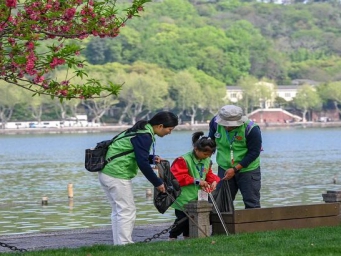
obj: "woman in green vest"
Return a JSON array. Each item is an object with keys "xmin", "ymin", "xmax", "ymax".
[
  {"xmin": 98, "ymin": 111, "xmax": 178, "ymax": 245},
  {"xmin": 169, "ymin": 131, "xmax": 220, "ymax": 240}
]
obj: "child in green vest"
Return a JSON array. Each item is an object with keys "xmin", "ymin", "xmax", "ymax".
[{"xmin": 169, "ymin": 131, "xmax": 220, "ymax": 240}]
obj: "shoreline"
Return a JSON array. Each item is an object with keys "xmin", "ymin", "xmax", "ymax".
[{"xmin": 0, "ymin": 121, "xmax": 340, "ymax": 135}]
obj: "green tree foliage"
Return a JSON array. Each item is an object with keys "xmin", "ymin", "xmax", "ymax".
[
  {"xmin": 80, "ymin": 0, "xmax": 341, "ymax": 87},
  {"xmin": 148, "ymin": 0, "xmax": 198, "ymax": 21},
  {"xmin": 170, "ymin": 70, "xmax": 202, "ymax": 124},
  {"xmin": 317, "ymin": 82, "xmax": 341, "ymax": 115},
  {"xmin": 85, "ymin": 38, "xmax": 113, "ymax": 65},
  {"xmin": 188, "ymin": 67, "xmax": 226, "ymax": 116},
  {"xmin": 114, "ymin": 63, "xmax": 170, "ymax": 124},
  {"xmin": 236, "ymin": 75, "xmax": 259, "ymax": 113},
  {"xmin": 0, "ymin": 81, "xmax": 25, "ymax": 127},
  {"xmin": 5, "ymin": 0, "xmax": 341, "ymax": 124},
  {"xmin": 293, "ymin": 84, "xmax": 322, "ymax": 121}
]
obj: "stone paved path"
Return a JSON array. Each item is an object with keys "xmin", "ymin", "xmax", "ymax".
[{"xmin": 0, "ymin": 223, "xmax": 172, "ymax": 253}]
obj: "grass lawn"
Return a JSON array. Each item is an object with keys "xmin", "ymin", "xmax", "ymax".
[{"xmin": 2, "ymin": 225, "xmax": 341, "ymax": 256}]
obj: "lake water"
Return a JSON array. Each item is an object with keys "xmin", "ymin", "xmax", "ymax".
[{"xmin": 0, "ymin": 128, "xmax": 341, "ymax": 235}]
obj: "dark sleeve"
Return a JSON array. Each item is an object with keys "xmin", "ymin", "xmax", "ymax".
[
  {"xmin": 208, "ymin": 117, "xmax": 217, "ymax": 139},
  {"xmin": 148, "ymin": 155, "xmax": 155, "ymax": 164},
  {"xmin": 131, "ymin": 134, "xmax": 163, "ymax": 187},
  {"xmin": 239, "ymin": 126, "xmax": 262, "ymax": 168}
]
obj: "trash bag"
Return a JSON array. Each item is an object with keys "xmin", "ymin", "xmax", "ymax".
[
  {"xmin": 211, "ymin": 180, "xmax": 234, "ymax": 213},
  {"xmin": 153, "ymin": 160, "xmax": 181, "ymax": 214}
]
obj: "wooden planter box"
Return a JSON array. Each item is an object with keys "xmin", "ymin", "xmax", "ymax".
[{"xmin": 211, "ymin": 203, "xmax": 340, "ymax": 235}]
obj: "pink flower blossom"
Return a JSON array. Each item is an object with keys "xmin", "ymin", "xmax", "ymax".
[
  {"xmin": 33, "ymin": 75, "xmax": 44, "ymax": 84},
  {"xmin": 42, "ymin": 82, "xmax": 49, "ymax": 89},
  {"xmin": 60, "ymin": 25, "xmax": 70, "ymax": 32},
  {"xmin": 0, "ymin": 0, "xmax": 148, "ymax": 99},
  {"xmin": 8, "ymin": 37, "xmax": 16, "ymax": 46},
  {"xmin": 26, "ymin": 41, "xmax": 34, "ymax": 50},
  {"xmin": 63, "ymin": 8, "xmax": 76, "ymax": 21},
  {"xmin": 30, "ymin": 13, "xmax": 39, "ymax": 21},
  {"xmin": 50, "ymin": 57, "xmax": 65, "ymax": 68},
  {"xmin": 61, "ymin": 80, "xmax": 69, "ymax": 86},
  {"xmin": 6, "ymin": 0, "xmax": 17, "ymax": 8},
  {"xmin": 59, "ymin": 90, "xmax": 68, "ymax": 96},
  {"xmin": 25, "ymin": 59, "xmax": 36, "ymax": 75}
]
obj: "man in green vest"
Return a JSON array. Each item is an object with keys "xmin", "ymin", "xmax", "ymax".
[{"xmin": 208, "ymin": 105, "xmax": 262, "ymax": 208}]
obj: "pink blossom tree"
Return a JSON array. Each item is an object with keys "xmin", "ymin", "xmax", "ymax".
[{"xmin": 0, "ymin": 0, "xmax": 150, "ymax": 100}]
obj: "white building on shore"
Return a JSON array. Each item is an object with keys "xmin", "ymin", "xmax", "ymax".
[
  {"xmin": 225, "ymin": 80, "xmax": 319, "ymax": 109},
  {"xmin": 2, "ymin": 115, "xmax": 99, "ymax": 129}
]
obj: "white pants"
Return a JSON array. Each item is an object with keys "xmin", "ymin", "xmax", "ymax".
[{"xmin": 98, "ymin": 172, "xmax": 136, "ymax": 245}]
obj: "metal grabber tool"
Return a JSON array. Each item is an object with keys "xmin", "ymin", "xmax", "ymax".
[{"xmin": 207, "ymin": 188, "xmax": 229, "ymax": 236}]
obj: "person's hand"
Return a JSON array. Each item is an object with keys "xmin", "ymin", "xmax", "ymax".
[
  {"xmin": 156, "ymin": 183, "xmax": 166, "ymax": 193},
  {"xmin": 154, "ymin": 156, "xmax": 163, "ymax": 163},
  {"xmin": 199, "ymin": 180, "xmax": 209, "ymax": 190},
  {"xmin": 223, "ymin": 168, "xmax": 235, "ymax": 180},
  {"xmin": 210, "ymin": 181, "xmax": 218, "ymax": 191}
]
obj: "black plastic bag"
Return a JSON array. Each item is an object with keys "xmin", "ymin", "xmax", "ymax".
[
  {"xmin": 153, "ymin": 160, "xmax": 181, "ymax": 214},
  {"xmin": 211, "ymin": 180, "xmax": 234, "ymax": 213}
]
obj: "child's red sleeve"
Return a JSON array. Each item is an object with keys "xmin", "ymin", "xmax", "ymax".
[
  {"xmin": 170, "ymin": 157, "xmax": 195, "ymax": 187},
  {"xmin": 205, "ymin": 168, "xmax": 220, "ymax": 184}
]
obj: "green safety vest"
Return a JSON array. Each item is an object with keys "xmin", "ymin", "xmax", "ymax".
[
  {"xmin": 101, "ymin": 124, "xmax": 154, "ymax": 180},
  {"xmin": 215, "ymin": 120, "xmax": 260, "ymax": 172},
  {"xmin": 171, "ymin": 151, "xmax": 211, "ymax": 210}
]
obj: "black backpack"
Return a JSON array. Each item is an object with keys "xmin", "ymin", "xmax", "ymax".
[{"xmin": 85, "ymin": 130, "xmax": 146, "ymax": 172}]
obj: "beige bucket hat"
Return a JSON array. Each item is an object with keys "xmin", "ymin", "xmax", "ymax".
[{"xmin": 215, "ymin": 105, "xmax": 247, "ymax": 126}]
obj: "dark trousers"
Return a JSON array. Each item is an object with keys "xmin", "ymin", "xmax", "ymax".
[
  {"xmin": 218, "ymin": 166, "xmax": 261, "ymax": 209},
  {"xmin": 169, "ymin": 209, "xmax": 189, "ymax": 238}
]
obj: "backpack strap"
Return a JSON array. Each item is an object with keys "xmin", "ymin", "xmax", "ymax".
[
  {"xmin": 105, "ymin": 149, "xmax": 134, "ymax": 164},
  {"xmin": 245, "ymin": 120, "xmax": 254, "ymax": 136},
  {"xmin": 105, "ymin": 131, "xmax": 150, "ymax": 165}
]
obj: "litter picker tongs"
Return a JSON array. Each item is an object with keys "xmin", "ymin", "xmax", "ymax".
[{"xmin": 208, "ymin": 192, "xmax": 229, "ymax": 236}]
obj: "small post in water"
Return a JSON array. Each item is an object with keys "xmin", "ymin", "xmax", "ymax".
[
  {"xmin": 146, "ymin": 188, "xmax": 152, "ymax": 198},
  {"xmin": 68, "ymin": 183, "xmax": 74, "ymax": 198},
  {"xmin": 41, "ymin": 196, "xmax": 48, "ymax": 205}
]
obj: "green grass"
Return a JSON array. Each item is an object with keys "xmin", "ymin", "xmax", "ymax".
[{"xmin": 3, "ymin": 225, "xmax": 341, "ymax": 256}]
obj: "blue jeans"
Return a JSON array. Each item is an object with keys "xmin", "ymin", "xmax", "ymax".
[{"xmin": 218, "ymin": 166, "xmax": 261, "ymax": 209}]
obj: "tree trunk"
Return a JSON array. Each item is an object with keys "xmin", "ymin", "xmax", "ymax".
[
  {"xmin": 118, "ymin": 103, "xmax": 132, "ymax": 125},
  {"xmin": 190, "ymin": 106, "xmax": 197, "ymax": 125},
  {"xmin": 302, "ymin": 109, "xmax": 307, "ymax": 122}
]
